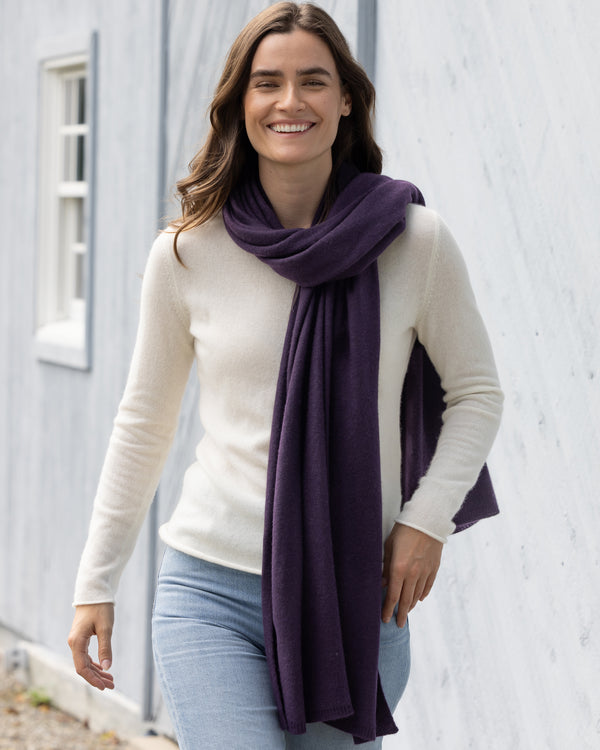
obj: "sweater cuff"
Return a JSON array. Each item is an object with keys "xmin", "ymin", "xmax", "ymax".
[
  {"xmin": 393, "ymin": 519, "xmax": 448, "ymax": 544},
  {"xmin": 72, "ymin": 598, "xmax": 116, "ymax": 609},
  {"xmin": 394, "ymin": 501, "xmax": 456, "ymax": 543}
]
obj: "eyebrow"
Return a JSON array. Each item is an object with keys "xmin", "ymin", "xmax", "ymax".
[{"xmin": 249, "ymin": 66, "xmax": 333, "ymax": 79}]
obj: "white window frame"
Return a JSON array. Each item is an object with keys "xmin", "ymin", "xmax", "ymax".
[{"xmin": 35, "ymin": 34, "xmax": 97, "ymax": 369}]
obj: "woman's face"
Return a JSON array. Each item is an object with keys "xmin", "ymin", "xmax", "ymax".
[{"xmin": 243, "ymin": 29, "xmax": 351, "ymax": 178}]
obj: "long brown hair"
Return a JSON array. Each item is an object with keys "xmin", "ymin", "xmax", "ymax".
[{"xmin": 172, "ymin": 2, "xmax": 382, "ymax": 260}]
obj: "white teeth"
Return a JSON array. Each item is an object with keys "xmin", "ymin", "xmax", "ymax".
[{"xmin": 270, "ymin": 123, "xmax": 312, "ymax": 133}]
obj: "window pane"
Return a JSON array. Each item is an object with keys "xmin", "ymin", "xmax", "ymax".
[
  {"xmin": 77, "ymin": 77, "xmax": 86, "ymax": 124},
  {"xmin": 58, "ymin": 197, "xmax": 86, "ymax": 312},
  {"xmin": 75, "ymin": 197, "xmax": 84, "ymax": 243},
  {"xmin": 63, "ymin": 135, "xmax": 73, "ymax": 181},
  {"xmin": 63, "ymin": 75, "xmax": 86, "ymax": 126},
  {"xmin": 74, "ymin": 251, "xmax": 85, "ymax": 300},
  {"xmin": 76, "ymin": 133, "xmax": 85, "ymax": 181},
  {"xmin": 62, "ymin": 133, "xmax": 85, "ymax": 182},
  {"xmin": 64, "ymin": 78, "xmax": 73, "ymax": 125}
]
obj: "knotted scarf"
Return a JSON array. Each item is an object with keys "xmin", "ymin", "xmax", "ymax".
[{"xmin": 222, "ymin": 164, "xmax": 498, "ymax": 743}]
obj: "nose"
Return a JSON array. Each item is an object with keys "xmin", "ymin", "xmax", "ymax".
[{"xmin": 276, "ymin": 82, "xmax": 305, "ymax": 112}]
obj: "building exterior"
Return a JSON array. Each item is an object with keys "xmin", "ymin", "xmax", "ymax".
[{"xmin": 1, "ymin": 0, "xmax": 599, "ymax": 746}]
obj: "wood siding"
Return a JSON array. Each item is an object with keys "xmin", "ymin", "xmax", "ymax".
[{"xmin": 1, "ymin": 0, "xmax": 598, "ymax": 745}]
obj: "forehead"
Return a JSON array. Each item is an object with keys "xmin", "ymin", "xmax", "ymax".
[{"xmin": 250, "ymin": 28, "xmax": 338, "ymax": 74}]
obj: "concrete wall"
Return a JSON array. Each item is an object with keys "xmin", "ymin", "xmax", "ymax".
[{"xmin": 376, "ymin": 1, "xmax": 600, "ymax": 747}]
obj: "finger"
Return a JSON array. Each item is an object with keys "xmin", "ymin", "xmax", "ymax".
[
  {"xmin": 96, "ymin": 625, "xmax": 113, "ymax": 672},
  {"xmin": 409, "ymin": 581, "xmax": 426, "ymax": 613},
  {"xmin": 381, "ymin": 579, "xmax": 402, "ymax": 623},
  {"xmin": 69, "ymin": 634, "xmax": 113, "ymax": 691},
  {"xmin": 91, "ymin": 661, "xmax": 115, "ymax": 681},
  {"xmin": 80, "ymin": 660, "xmax": 114, "ymax": 690},
  {"xmin": 92, "ymin": 667, "xmax": 114, "ymax": 689},
  {"xmin": 82, "ymin": 659, "xmax": 115, "ymax": 690},
  {"xmin": 73, "ymin": 649, "xmax": 111, "ymax": 690},
  {"xmin": 396, "ymin": 579, "xmax": 416, "ymax": 628},
  {"xmin": 69, "ymin": 633, "xmax": 92, "ymax": 676},
  {"xmin": 419, "ymin": 571, "xmax": 438, "ymax": 601}
]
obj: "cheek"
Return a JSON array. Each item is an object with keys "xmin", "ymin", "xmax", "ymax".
[
  {"xmin": 242, "ymin": 113, "xmax": 263, "ymax": 154},
  {"xmin": 242, "ymin": 95, "xmax": 263, "ymax": 131},
  {"xmin": 242, "ymin": 90, "xmax": 261, "ymax": 123},
  {"xmin": 243, "ymin": 113, "xmax": 257, "ymax": 137},
  {"xmin": 241, "ymin": 92, "xmax": 250, "ymax": 123},
  {"xmin": 241, "ymin": 100, "xmax": 255, "ymax": 135}
]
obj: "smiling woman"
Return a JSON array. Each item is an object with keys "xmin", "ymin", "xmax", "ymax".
[
  {"xmin": 167, "ymin": 2, "xmax": 382, "ymax": 258},
  {"xmin": 68, "ymin": 3, "xmax": 503, "ymax": 749},
  {"xmin": 243, "ymin": 30, "xmax": 352, "ymax": 227}
]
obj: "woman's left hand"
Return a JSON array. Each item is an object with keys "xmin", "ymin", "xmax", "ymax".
[{"xmin": 381, "ymin": 523, "xmax": 444, "ymax": 627}]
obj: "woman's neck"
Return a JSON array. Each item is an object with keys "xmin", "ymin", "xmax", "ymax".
[{"xmin": 258, "ymin": 160, "xmax": 332, "ymax": 229}]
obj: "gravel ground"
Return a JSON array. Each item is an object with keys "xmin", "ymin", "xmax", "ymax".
[{"xmin": 0, "ymin": 671, "xmax": 126, "ymax": 750}]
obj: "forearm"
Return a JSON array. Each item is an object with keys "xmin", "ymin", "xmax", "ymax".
[{"xmin": 74, "ymin": 233, "xmax": 194, "ymax": 604}]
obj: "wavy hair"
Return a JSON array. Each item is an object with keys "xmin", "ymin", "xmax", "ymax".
[{"xmin": 172, "ymin": 2, "xmax": 382, "ymax": 260}]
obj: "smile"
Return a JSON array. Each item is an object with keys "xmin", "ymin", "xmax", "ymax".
[{"xmin": 268, "ymin": 123, "xmax": 314, "ymax": 133}]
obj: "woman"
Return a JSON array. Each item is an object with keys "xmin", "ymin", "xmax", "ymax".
[{"xmin": 68, "ymin": 3, "xmax": 503, "ymax": 748}]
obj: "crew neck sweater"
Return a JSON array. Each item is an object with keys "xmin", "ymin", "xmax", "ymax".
[{"xmin": 73, "ymin": 205, "xmax": 503, "ymax": 605}]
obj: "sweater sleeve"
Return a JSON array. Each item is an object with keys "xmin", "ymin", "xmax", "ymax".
[
  {"xmin": 395, "ymin": 214, "xmax": 503, "ymax": 542},
  {"xmin": 73, "ymin": 233, "xmax": 195, "ymax": 604}
]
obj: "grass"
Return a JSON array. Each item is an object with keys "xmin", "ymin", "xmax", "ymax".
[{"xmin": 27, "ymin": 686, "xmax": 53, "ymax": 708}]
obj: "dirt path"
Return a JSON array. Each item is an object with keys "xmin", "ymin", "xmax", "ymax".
[{"xmin": 0, "ymin": 672, "xmax": 126, "ymax": 749}]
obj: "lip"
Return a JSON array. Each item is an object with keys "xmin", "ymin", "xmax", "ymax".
[{"xmin": 267, "ymin": 121, "xmax": 316, "ymax": 134}]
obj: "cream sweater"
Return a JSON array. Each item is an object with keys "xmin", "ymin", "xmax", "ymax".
[{"xmin": 74, "ymin": 205, "xmax": 503, "ymax": 605}]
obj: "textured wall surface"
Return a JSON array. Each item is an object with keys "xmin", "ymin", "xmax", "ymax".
[
  {"xmin": 1, "ymin": 0, "xmax": 598, "ymax": 745},
  {"xmin": 376, "ymin": 1, "xmax": 600, "ymax": 747},
  {"xmin": 0, "ymin": 0, "xmax": 164, "ymax": 705}
]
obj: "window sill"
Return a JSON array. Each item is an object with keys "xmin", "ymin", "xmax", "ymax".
[{"xmin": 34, "ymin": 319, "xmax": 90, "ymax": 370}]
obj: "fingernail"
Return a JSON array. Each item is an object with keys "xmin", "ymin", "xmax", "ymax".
[
  {"xmin": 382, "ymin": 616, "xmax": 390, "ymax": 623},
  {"xmin": 101, "ymin": 660, "xmax": 111, "ymax": 671}
]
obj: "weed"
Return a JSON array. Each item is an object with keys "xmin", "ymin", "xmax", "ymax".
[{"xmin": 27, "ymin": 687, "xmax": 52, "ymax": 708}]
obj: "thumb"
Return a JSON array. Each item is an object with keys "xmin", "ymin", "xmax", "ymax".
[{"xmin": 97, "ymin": 624, "xmax": 113, "ymax": 671}]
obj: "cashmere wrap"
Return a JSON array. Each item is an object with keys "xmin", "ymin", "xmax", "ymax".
[{"xmin": 222, "ymin": 164, "xmax": 498, "ymax": 743}]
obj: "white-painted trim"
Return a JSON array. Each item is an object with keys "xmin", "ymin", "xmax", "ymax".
[
  {"xmin": 35, "ymin": 35, "xmax": 97, "ymax": 371},
  {"xmin": 36, "ymin": 36, "xmax": 90, "ymax": 63},
  {"xmin": 33, "ymin": 325, "xmax": 89, "ymax": 369},
  {"xmin": 57, "ymin": 182, "xmax": 88, "ymax": 198}
]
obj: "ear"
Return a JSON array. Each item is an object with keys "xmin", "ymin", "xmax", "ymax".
[{"xmin": 341, "ymin": 92, "xmax": 352, "ymax": 117}]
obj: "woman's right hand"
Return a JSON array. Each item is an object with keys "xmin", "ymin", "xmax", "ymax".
[{"xmin": 67, "ymin": 603, "xmax": 115, "ymax": 690}]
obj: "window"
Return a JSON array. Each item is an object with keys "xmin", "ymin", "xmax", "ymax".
[{"xmin": 35, "ymin": 38, "xmax": 97, "ymax": 369}]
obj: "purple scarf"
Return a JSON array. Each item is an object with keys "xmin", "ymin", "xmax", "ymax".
[{"xmin": 223, "ymin": 165, "xmax": 498, "ymax": 743}]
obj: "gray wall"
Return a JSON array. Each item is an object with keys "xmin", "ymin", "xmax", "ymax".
[
  {"xmin": 1, "ymin": 0, "xmax": 599, "ymax": 746},
  {"xmin": 375, "ymin": 1, "xmax": 600, "ymax": 747},
  {"xmin": 1, "ymin": 0, "xmax": 165, "ymax": 707}
]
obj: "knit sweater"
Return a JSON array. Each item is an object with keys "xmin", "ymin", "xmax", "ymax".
[{"xmin": 73, "ymin": 205, "xmax": 503, "ymax": 605}]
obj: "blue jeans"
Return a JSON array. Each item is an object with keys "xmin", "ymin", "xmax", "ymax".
[{"xmin": 152, "ymin": 547, "xmax": 410, "ymax": 749}]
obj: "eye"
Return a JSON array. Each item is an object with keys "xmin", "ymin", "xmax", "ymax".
[
  {"xmin": 303, "ymin": 79, "xmax": 326, "ymax": 87},
  {"xmin": 255, "ymin": 81, "xmax": 278, "ymax": 89}
]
